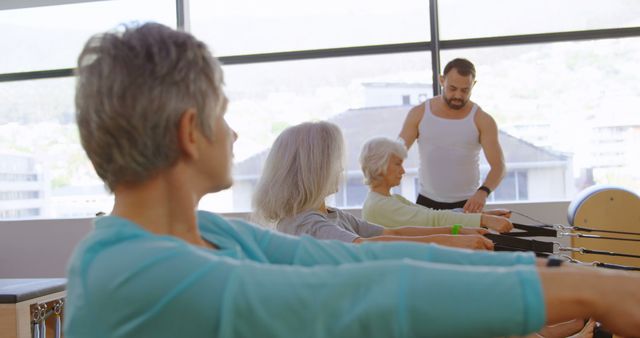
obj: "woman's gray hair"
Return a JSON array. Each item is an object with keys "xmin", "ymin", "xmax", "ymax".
[
  {"xmin": 75, "ymin": 23, "xmax": 225, "ymax": 191},
  {"xmin": 359, "ymin": 137, "xmax": 407, "ymax": 186},
  {"xmin": 252, "ymin": 121, "xmax": 345, "ymax": 223}
]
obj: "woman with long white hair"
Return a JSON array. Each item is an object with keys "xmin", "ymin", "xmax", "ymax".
[
  {"xmin": 253, "ymin": 121, "xmax": 497, "ymax": 250},
  {"xmin": 359, "ymin": 136, "xmax": 512, "ymax": 232}
]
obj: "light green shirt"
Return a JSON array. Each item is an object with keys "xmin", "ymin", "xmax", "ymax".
[{"xmin": 362, "ymin": 191, "xmax": 482, "ymax": 228}]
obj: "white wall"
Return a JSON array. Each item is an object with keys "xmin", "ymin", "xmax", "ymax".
[
  {"xmin": 0, "ymin": 217, "xmax": 93, "ymax": 278},
  {"xmin": 0, "ymin": 201, "xmax": 571, "ymax": 278}
]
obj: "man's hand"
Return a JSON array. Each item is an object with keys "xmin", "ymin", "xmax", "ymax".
[
  {"xmin": 480, "ymin": 214, "xmax": 513, "ymax": 233},
  {"xmin": 463, "ymin": 189, "xmax": 488, "ymax": 213}
]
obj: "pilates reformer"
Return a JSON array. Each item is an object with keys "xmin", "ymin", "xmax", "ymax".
[
  {"xmin": 484, "ymin": 185, "xmax": 640, "ymax": 271},
  {"xmin": 482, "ymin": 186, "xmax": 639, "ymax": 338},
  {"xmin": 485, "ymin": 228, "xmax": 640, "ymax": 271}
]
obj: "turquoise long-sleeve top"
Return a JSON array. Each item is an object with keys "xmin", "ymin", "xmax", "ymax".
[{"xmin": 65, "ymin": 210, "xmax": 545, "ymax": 338}]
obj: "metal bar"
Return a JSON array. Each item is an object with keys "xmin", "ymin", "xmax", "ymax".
[
  {"xmin": 594, "ymin": 262, "xmax": 640, "ymax": 271},
  {"xmin": 2, "ymin": 26, "xmax": 639, "ymax": 82},
  {"xmin": 573, "ymin": 226, "xmax": 640, "ymax": 236},
  {"xmin": 0, "ymin": 0, "xmax": 110, "ymax": 11},
  {"xmin": 0, "ymin": 43, "xmax": 432, "ymax": 82},
  {"xmin": 217, "ymin": 42, "xmax": 431, "ymax": 65},
  {"xmin": 176, "ymin": 0, "xmax": 190, "ymax": 31},
  {"xmin": 0, "ymin": 69, "xmax": 74, "ymax": 82},
  {"xmin": 575, "ymin": 233, "xmax": 640, "ymax": 242},
  {"xmin": 581, "ymin": 248, "xmax": 640, "ymax": 259},
  {"xmin": 428, "ymin": 0, "xmax": 441, "ymax": 96},
  {"xmin": 440, "ymin": 27, "xmax": 640, "ymax": 50}
]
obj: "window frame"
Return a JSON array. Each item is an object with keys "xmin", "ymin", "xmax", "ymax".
[{"xmin": 1, "ymin": 0, "xmax": 639, "ymax": 219}]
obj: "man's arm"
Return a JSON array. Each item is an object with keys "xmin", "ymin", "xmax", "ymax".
[
  {"xmin": 464, "ymin": 110, "xmax": 506, "ymax": 212},
  {"xmin": 398, "ymin": 103, "xmax": 425, "ymax": 149}
]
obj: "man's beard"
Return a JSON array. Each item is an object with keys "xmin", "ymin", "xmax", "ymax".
[{"xmin": 443, "ymin": 95, "xmax": 467, "ymax": 110}]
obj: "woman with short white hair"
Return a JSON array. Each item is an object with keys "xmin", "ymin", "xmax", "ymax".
[
  {"xmin": 252, "ymin": 121, "xmax": 494, "ymax": 250},
  {"xmin": 360, "ymin": 137, "xmax": 512, "ymax": 232}
]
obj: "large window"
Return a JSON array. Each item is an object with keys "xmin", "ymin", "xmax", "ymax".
[
  {"xmin": 0, "ymin": 77, "xmax": 113, "ymax": 219},
  {"xmin": 0, "ymin": 0, "xmax": 176, "ymax": 219},
  {"xmin": 0, "ymin": 0, "xmax": 176, "ymax": 73},
  {"xmin": 200, "ymin": 52, "xmax": 432, "ymax": 212},
  {"xmin": 1, "ymin": 0, "xmax": 639, "ymax": 219},
  {"xmin": 190, "ymin": 0, "xmax": 430, "ymax": 56},
  {"xmin": 443, "ymin": 37, "xmax": 640, "ymax": 200},
  {"xmin": 439, "ymin": 0, "xmax": 640, "ymax": 39}
]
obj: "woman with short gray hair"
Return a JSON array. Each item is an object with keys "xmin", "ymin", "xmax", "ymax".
[
  {"xmin": 360, "ymin": 137, "xmax": 408, "ymax": 186},
  {"xmin": 253, "ymin": 121, "xmax": 494, "ymax": 250},
  {"xmin": 360, "ymin": 137, "xmax": 513, "ymax": 232},
  {"xmin": 75, "ymin": 23, "xmax": 226, "ymax": 190}
]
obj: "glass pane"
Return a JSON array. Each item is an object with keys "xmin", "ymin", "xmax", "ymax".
[
  {"xmin": 334, "ymin": 183, "xmax": 347, "ymax": 208},
  {"xmin": 494, "ymin": 171, "xmax": 516, "ymax": 201},
  {"xmin": 440, "ymin": 0, "xmax": 640, "ymax": 39},
  {"xmin": 442, "ymin": 37, "xmax": 640, "ymax": 202},
  {"xmin": 517, "ymin": 171, "xmax": 529, "ymax": 200},
  {"xmin": 198, "ymin": 52, "xmax": 432, "ymax": 213},
  {"xmin": 190, "ymin": 0, "xmax": 430, "ymax": 56},
  {"xmin": 0, "ymin": 78, "xmax": 112, "ymax": 220},
  {"xmin": 344, "ymin": 176, "xmax": 369, "ymax": 207},
  {"xmin": 0, "ymin": 0, "xmax": 176, "ymax": 73}
]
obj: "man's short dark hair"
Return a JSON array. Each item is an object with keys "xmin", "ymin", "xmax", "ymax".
[{"xmin": 442, "ymin": 58, "xmax": 476, "ymax": 78}]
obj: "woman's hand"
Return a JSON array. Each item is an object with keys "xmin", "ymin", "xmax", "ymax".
[
  {"xmin": 480, "ymin": 214, "xmax": 513, "ymax": 233},
  {"xmin": 459, "ymin": 227, "xmax": 489, "ymax": 235},
  {"xmin": 538, "ymin": 318, "xmax": 593, "ymax": 338},
  {"xmin": 438, "ymin": 234, "xmax": 494, "ymax": 251},
  {"xmin": 483, "ymin": 209, "xmax": 512, "ymax": 218},
  {"xmin": 541, "ymin": 267, "xmax": 640, "ymax": 338},
  {"xmin": 588, "ymin": 272, "xmax": 640, "ymax": 337}
]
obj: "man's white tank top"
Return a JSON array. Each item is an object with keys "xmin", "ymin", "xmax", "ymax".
[{"xmin": 418, "ymin": 99, "xmax": 481, "ymax": 202}]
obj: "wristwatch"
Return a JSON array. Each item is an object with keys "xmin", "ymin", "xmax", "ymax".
[{"xmin": 478, "ymin": 185, "xmax": 492, "ymax": 195}]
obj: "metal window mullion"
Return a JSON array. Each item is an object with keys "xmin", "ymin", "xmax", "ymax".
[
  {"xmin": 1, "ymin": 24, "xmax": 639, "ymax": 83},
  {"xmin": 439, "ymin": 27, "xmax": 640, "ymax": 50},
  {"xmin": 218, "ymin": 42, "xmax": 430, "ymax": 65},
  {"xmin": 0, "ymin": 69, "xmax": 74, "ymax": 82},
  {"xmin": 429, "ymin": 0, "xmax": 441, "ymax": 97},
  {"xmin": 342, "ymin": 182, "xmax": 348, "ymax": 207},
  {"xmin": 514, "ymin": 170, "xmax": 520, "ymax": 201},
  {"xmin": 176, "ymin": 0, "xmax": 190, "ymax": 31}
]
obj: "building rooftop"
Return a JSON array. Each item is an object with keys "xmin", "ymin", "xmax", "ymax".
[{"xmin": 234, "ymin": 105, "xmax": 569, "ymax": 176}]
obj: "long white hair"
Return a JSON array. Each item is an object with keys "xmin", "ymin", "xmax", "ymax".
[{"xmin": 252, "ymin": 121, "xmax": 345, "ymax": 224}]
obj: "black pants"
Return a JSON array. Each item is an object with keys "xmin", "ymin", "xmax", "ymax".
[{"xmin": 416, "ymin": 194, "xmax": 466, "ymax": 210}]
